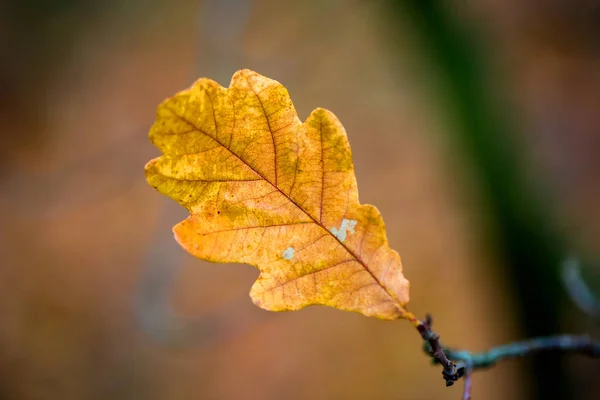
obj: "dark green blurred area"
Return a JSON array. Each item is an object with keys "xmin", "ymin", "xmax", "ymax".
[
  {"xmin": 1, "ymin": 1, "xmax": 600, "ymax": 399},
  {"xmin": 388, "ymin": 1, "xmax": 567, "ymax": 398}
]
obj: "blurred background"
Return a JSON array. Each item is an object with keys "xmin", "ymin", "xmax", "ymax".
[{"xmin": 1, "ymin": 0, "xmax": 600, "ymax": 399}]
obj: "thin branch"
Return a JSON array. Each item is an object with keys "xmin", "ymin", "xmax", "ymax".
[
  {"xmin": 562, "ymin": 257, "xmax": 600, "ymax": 320},
  {"xmin": 410, "ymin": 313, "xmax": 464, "ymax": 386},
  {"xmin": 462, "ymin": 366, "xmax": 473, "ymax": 400},
  {"xmin": 419, "ymin": 314, "xmax": 600, "ymax": 398},
  {"xmin": 444, "ymin": 334, "xmax": 600, "ymax": 370}
]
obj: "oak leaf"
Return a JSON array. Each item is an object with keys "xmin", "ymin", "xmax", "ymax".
[{"xmin": 145, "ymin": 70, "xmax": 410, "ymax": 319}]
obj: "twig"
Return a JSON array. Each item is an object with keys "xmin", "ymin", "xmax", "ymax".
[
  {"xmin": 461, "ymin": 365, "xmax": 473, "ymax": 400},
  {"xmin": 407, "ymin": 312, "xmax": 465, "ymax": 386},
  {"xmin": 562, "ymin": 257, "xmax": 600, "ymax": 320},
  {"xmin": 418, "ymin": 314, "xmax": 600, "ymax": 399},
  {"xmin": 443, "ymin": 334, "xmax": 600, "ymax": 369}
]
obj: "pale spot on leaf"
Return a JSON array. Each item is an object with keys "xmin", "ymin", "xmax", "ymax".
[
  {"xmin": 282, "ymin": 247, "xmax": 295, "ymax": 260},
  {"xmin": 330, "ymin": 219, "xmax": 357, "ymax": 243}
]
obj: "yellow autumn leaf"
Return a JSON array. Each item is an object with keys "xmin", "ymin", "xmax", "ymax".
[{"xmin": 145, "ymin": 69, "xmax": 410, "ymax": 320}]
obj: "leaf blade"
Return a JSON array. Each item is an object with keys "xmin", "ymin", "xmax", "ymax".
[{"xmin": 145, "ymin": 69, "xmax": 410, "ymax": 319}]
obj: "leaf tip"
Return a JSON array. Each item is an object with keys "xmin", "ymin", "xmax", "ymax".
[
  {"xmin": 144, "ymin": 157, "xmax": 161, "ymax": 188},
  {"xmin": 230, "ymin": 68, "xmax": 261, "ymax": 87}
]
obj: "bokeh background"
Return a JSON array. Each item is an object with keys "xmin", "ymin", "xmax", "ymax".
[{"xmin": 1, "ymin": 0, "xmax": 600, "ymax": 399}]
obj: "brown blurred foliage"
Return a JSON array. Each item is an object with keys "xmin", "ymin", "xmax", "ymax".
[{"xmin": 0, "ymin": 1, "xmax": 598, "ymax": 399}]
